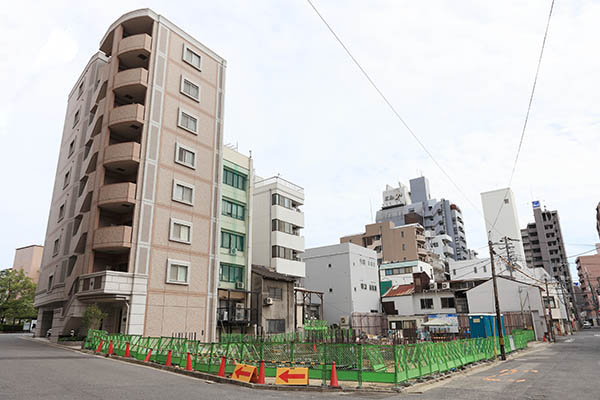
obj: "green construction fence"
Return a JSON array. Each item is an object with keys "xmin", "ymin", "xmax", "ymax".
[{"xmin": 84, "ymin": 329, "xmax": 536, "ymax": 386}]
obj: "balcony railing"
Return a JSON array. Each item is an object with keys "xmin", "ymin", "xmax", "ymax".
[
  {"xmin": 98, "ymin": 182, "xmax": 136, "ymax": 209},
  {"xmin": 92, "ymin": 226, "xmax": 132, "ymax": 251},
  {"xmin": 77, "ymin": 270, "xmax": 141, "ymax": 299}
]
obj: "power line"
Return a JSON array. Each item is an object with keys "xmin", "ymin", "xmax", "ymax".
[
  {"xmin": 305, "ymin": 0, "xmax": 505, "ymax": 237},
  {"xmin": 488, "ymin": 0, "xmax": 556, "ymax": 234},
  {"xmin": 567, "ymin": 248, "xmax": 598, "ymax": 259}
]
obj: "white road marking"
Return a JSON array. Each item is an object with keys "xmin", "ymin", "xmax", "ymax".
[{"xmin": 565, "ymin": 339, "xmax": 574, "ymax": 343}]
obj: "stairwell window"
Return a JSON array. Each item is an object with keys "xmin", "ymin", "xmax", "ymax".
[
  {"xmin": 175, "ymin": 143, "xmax": 196, "ymax": 169},
  {"xmin": 52, "ymin": 239, "xmax": 60, "ymax": 257},
  {"xmin": 58, "ymin": 204, "xmax": 65, "ymax": 221},
  {"xmin": 170, "ymin": 218, "xmax": 192, "ymax": 244},
  {"xmin": 167, "ymin": 259, "xmax": 190, "ymax": 285},
  {"xmin": 172, "ymin": 179, "xmax": 194, "ymax": 206},
  {"xmin": 180, "ymin": 75, "xmax": 200, "ymax": 102},
  {"xmin": 183, "ymin": 44, "xmax": 202, "ymax": 71},
  {"xmin": 178, "ymin": 108, "xmax": 198, "ymax": 134},
  {"xmin": 221, "ymin": 231, "xmax": 244, "ymax": 251},
  {"xmin": 63, "ymin": 170, "xmax": 71, "ymax": 188},
  {"xmin": 73, "ymin": 110, "xmax": 80, "ymax": 127}
]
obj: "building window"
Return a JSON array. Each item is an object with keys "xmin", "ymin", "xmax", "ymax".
[
  {"xmin": 73, "ymin": 110, "xmax": 80, "ymax": 127},
  {"xmin": 47, "ymin": 274, "xmax": 54, "ymax": 291},
  {"xmin": 221, "ymin": 231, "xmax": 245, "ymax": 251},
  {"xmin": 68, "ymin": 140, "xmax": 75, "ymax": 157},
  {"xmin": 504, "ymin": 198, "xmax": 509, "ymax": 204},
  {"xmin": 175, "ymin": 143, "xmax": 196, "ymax": 169},
  {"xmin": 222, "ymin": 199, "xmax": 245, "ymax": 220},
  {"xmin": 169, "ymin": 218, "xmax": 192, "ymax": 244},
  {"xmin": 77, "ymin": 82, "xmax": 84, "ymax": 99},
  {"xmin": 178, "ymin": 108, "xmax": 198, "ymax": 134},
  {"xmin": 483, "ymin": 265, "xmax": 487, "ymax": 273},
  {"xmin": 453, "ymin": 269, "xmax": 456, "ymax": 276},
  {"xmin": 271, "ymin": 193, "xmax": 300, "ymax": 211},
  {"xmin": 219, "ymin": 263, "xmax": 244, "ymax": 283},
  {"xmin": 402, "ymin": 243, "xmax": 406, "ymax": 251},
  {"xmin": 543, "ymin": 296, "xmax": 556, "ymax": 308},
  {"xmin": 183, "ymin": 44, "xmax": 202, "ymax": 71},
  {"xmin": 166, "ymin": 259, "xmax": 190, "ymax": 285},
  {"xmin": 401, "ymin": 231, "xmax": 404, "ymax": 238},
  {"xmin": 223, "ymin": 168, "xmax": 246, "ymax": 190},
  {"xmin": 271, "ymin": 219, "xmax": 299, "ymax": 236},
  {"xmin": 271, "ymin": 245, "xmax": 301, "ymax": 261},
  {"xmin": 63, "ymin": 170, "xmax": 71, "ymax": 188},
  {"xmin": 420, "ymin": 298, "xmax": 434, "ymax": 310},
  {"xmin": 474, "ymin": 267, "xmax": 478, "ymax": 274},
  {"xmin": 172, "ymin": 179, "xmax": 194, "ymax": 205},
  {"xmin": 268, "ymin": 287, "xmax": 283, "ymax": 300},
  {"xmin": 267, "ymin": 319, "xmax": 285, "ymax": 334},
  {"xmin": 52, "ymin": 238, "xmax": 60, "ymax": 256},
  {"xmin": 58, "ymin": 204, "xmax": 65, "ymax": 221},
  {"xmin": 441, "ymin": 298, "xmax": 455, "ymax": 308},
  {"xmin": 180, "ymin": 75, "xmax": 200, "ymax": 101}
]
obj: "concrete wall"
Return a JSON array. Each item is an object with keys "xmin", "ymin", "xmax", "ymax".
[
  {"xmin": 12, "ymin": 245, "xmax": 44, "ymax": 284},
  {"xmin": 303, "ymin": 243, "xmax": 379, "ymax": 326}
]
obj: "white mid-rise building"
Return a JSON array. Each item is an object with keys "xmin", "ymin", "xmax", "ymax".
[
  {"xmin": 480, "ymin": 188, "xmax": 526, "ymax": 265},
  {"xmin": 252, "ymin": 176, "xmax": 305, "ymax": 277},
  {"xmin": 302, "ymin": 243, "xmax": 379, "ymax": 326}
]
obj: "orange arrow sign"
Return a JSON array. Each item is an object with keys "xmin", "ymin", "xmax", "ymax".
[
  {"xmin": 275, "ymin": 367, "xmax": 309, "ymax": 385},
  {"xmin": 232, "ymin": 364, "xmax": 257, "ymax": 383}
]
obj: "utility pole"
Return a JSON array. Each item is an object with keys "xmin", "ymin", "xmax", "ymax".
[
  {"xmin": 544, "ymin": 278, "xmax": 556, "ymax": 342},
  {"xmin": 488, "ymin": 240, "xmax": 506, "ymax": 360},
  {"xmin": 504, "ymin": 236, "xmax": 513, "ymax": 279},
  {"xmin": 518, "ymin": 287, "xmax": 526, "ymax": 329},
  {"xmin": 557, "ymin": 276, "xmax": 573, "ymax": 334}
]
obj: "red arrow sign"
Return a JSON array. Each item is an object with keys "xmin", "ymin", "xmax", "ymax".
[
  {"xmin": 278, "ymin": 369, "xmax": 306, "ymax": 383},
  {"xmin": 234, "ymin": 367, "xmax": 251, "ymax": 378}
]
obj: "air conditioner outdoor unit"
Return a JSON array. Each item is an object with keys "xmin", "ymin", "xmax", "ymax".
[
  {"xmin": 441, "ymin": 282, "xmax": 450, "ymax": 290},
  {"xmin": 230, "ymin": 247, "xmax": 237, "ymax": 256},
  {"xmin": 235, "ymin": 309, "xmax": 246, "ymax": 321},
  {"xmin": 235, "ymin": 302, "xmax": 245, "ymax": 309},
  {"xmin": 220, "ymin": 310, "xmax": 228, "ymax": 321},
  {"xmin": 235, "ymin": 281, "xmax": 245, "ymax": 289},
  {"xmin": 429, "ymin": 283, "xmax": 436, "ymax": 290},
  {"xmin": 264, "ymin": 297, "xmax": 274, "ymax": 306},
  {"xmin": 340, "ymin": 316, "xmax": 350, "ymax": 326}
]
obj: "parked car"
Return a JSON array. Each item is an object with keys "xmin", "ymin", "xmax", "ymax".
[{"xmin": 582, "ymin": 321, "xmax": 592, "ymax": 329}]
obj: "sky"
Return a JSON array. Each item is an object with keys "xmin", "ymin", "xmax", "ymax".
[{"xmin": 0, "ymin": 1, "xmax": 598, "ymax": 281}]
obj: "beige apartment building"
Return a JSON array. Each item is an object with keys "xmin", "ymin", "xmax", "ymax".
[
  {"xmin": 340, "ymin": 222, "xmax": 428, "ymax": 264},
  {"xmin": 34, "ymin": 9, "xmax": 226, "ymax": 341},
  {"xmin": 12, "ymin": 245, "xmax": 44, "ymax": 284}
]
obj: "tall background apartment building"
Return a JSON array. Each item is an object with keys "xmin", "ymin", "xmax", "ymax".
[
  {"xmin": 576, "ymin": 245, "xmax": 600, "ymax": 324},
  {"xmin": 34, "ymin": 9, "xmax": 226, "ymax": 341},
  {"xmin": 375, "ymin": 176, "xmax": 469, "ymax": 261},
  {"xmin": 216, "ymin": 146, "xmax": 255, "ymax": 334},
  {"xmin": 521, "ymin": 203, "xmax": 576, "ymax": 315},
  {"xmin": 12, "ymin": 245, "xmax": 44, "ymax": 284},
  {"xmin": 252, "ymin": 176, "xmax": 305, "ymax": 278}
]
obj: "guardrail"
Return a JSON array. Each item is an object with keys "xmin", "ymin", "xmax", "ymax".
[{"xmin": 85, "ymin": 329, "xmax": 535, "ymax": 386}]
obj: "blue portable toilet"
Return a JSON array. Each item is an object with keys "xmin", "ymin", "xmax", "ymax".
[{"xmin": 468, "ymin": 314, "xmax": 505, "ymax": 338}]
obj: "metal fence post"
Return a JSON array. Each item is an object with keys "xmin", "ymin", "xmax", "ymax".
[
  {"xmin": 207, "ymin": 343, "xmax": 214, "ymax": 373},
  {"xmin": 290, "ymin": 341, "xmax": 295, "ymax": 364},
  {"xmin": 393, "ymin": 344, "xmax": 399, "ymax": 388},
  {"xmin": 321, "ymin": 342, "xmax": 328, "ymax": 386},
  {"xmin": 357, "ymin": 343, "xmax": 363, "ymax": 388}
]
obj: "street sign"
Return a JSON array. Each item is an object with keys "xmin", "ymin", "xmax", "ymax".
[
  {"xmin": 275, "ymin": 367, "xmax": 309, "ymax": 385},
  {"xmin": 232, "ymin": 363, "xmax": 257, "ymax": 383}
]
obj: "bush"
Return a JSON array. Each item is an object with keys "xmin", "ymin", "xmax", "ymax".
[{"xmin": 0, "ymin": 324, "xmax": 24, "ymax": 332}]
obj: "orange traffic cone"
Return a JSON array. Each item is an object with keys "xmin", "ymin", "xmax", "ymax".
[
  {"xmin": 124, "ymin": 342, "xmax": 131, "ymax": 357},
  {"xmin": 95, "ymin": 340, "xmax": 103, "ymax": 353},
  {"xmin": 313, "ymin": 343, "xmax": 317, "ymax": 352},
  {"xmin": 185, "ymin": 352, "xmax": 193, "ymax": 371},
  {"xmin": 165, "ymin": 350, "xmax": 172, "ymax": 366},
  {"xmin": 217, "ymin": 356, "xmax": 226, "ymax": 377},
  {"xmin": 330, "ymin": 361, "xmax": 339, "ymax": 388},
  {"xmin": 108, "ymin": 340, "xmax": 114, "ymax": 356},
  {"xmin": 144, "ymin": 348, "xmax": 153, "ymax": 362},
  {"xmin": 257, "ymin": 360, "xmax": 265, "ymax": 384}
]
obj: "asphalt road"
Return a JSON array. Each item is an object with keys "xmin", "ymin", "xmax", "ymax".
[{"xmin": 0, "ymin": 330, "xmax": 598, "ymax": 400}]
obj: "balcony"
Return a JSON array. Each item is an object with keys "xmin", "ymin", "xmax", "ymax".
[
  {"xmin": 104, "ymin": 142, "xmax": 140, "ymax": 175},
  {"xmin": 92, "ymin": 226, "xmax": 132, "ymax": 252},
  {"xmin": 114, "ymin": 68, "xmax": 148, "ymax": 104},
  {"xmin": 108, "ymin": 104, "xmax": 145, "ymax": 139},
  {"xmin": 117, "ymin": 34, "xmax": 152, "ymax": 69},
  {"xmin": 416, "ymin": 234, "xmax": 426, "ymax": 243},
  {"xmin": 98, "ymin": 183, "xmax": 136, "ymax": 212},
  {"xmin": 77, "ymin": 270, "xmax": 147, "ymax": 301},
  {"xmin": 217, "ymin": 306, "xmax": 257, "ymax": 325}
]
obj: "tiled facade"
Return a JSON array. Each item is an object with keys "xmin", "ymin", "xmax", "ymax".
[{"xmin": 34, "ymin": 9, "xmax": 226, "ymax": 341}]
